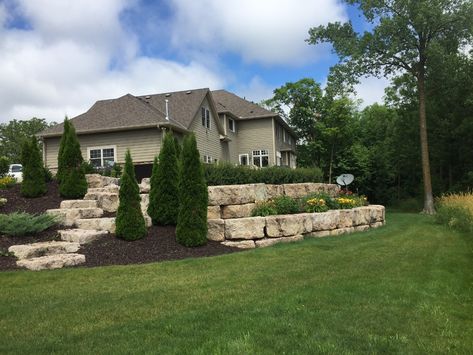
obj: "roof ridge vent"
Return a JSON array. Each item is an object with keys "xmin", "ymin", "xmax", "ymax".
[
  {"xmin": 165, "ymin": 93, "xmax": 171, "ymax": 97},
  {"xmin": 186, "ymin": 90, "xmax": 192, "ymax": 94}
]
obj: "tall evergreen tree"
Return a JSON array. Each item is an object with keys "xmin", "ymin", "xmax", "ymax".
[
  {"xmin": 148, "ymin": 132, "xmax": 179, "ymax": 225},
  {"xmin": 176, "ymin": 134, "xmax": 208, "ymax": 247},
  {"xmin": 116, "ymin": 149, "xmax": 147, "ymax": 240},
  {"xmin": 56, "ymin": 117, "xmax": 71, "ymax": 183},
  {"xmin": 59, "ymin": 123, "xmax": 87, "ymax": 198},
  {"xmin": 20, "ymin": 136, "xmax": 46, "ymax": 198}
]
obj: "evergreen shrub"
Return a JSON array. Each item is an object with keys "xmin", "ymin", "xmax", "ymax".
[
  {"xmin": 0, "ymin": 212, "xmax": 58, "ymax": 236},
  {"xmin": 148, "ymin": 132, "xmax": 179, "ymax": 225},
  {"xmin": 20, "ymin": 137, "xmax": 47, "ymax": 198},
  {"xmin": 176, "ymin": 134, "xmax": 208, "ymax": 247},
  {"xmin": 204, "ymin": 163, "xmax": 323, "ymax": 186},
  {"xmin": 115, "ymin": 150, "xmax": 147, "ymax": 241},
  {"xmin": 56, "ymin": 117, "xmax": 71, "ymax": 183},
  {"xmin": 0, "ymin": 156, "xmax": 9, "ymax": 177}
]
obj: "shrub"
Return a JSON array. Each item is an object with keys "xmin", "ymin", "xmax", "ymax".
[
  {"xmin": 204, "ymin": 163, "xmax": 323, "ymax": 186},
  {"xmin": 435, "ymin": 192, "xmax": 473, "ymax": 234},
  {"xmin": 0, "ymin": 212, "xmax": 58, "ymax": 237},
  {"xmin": 56, "ymin": 117, "xmax": 71, "ymax": 184},
  {"xmin": 304, "ymin": 197, "xmax": 329, "ymax": 213},
  {"xmin": 115, "ymin": 149, "xmax": 147, "ymax": 240},
  {"xmin": 148, "ymin": 132, "xmax": 179, "ymax": 225},
  {"xmin": 0, "ymin": 198, "xmax": 7, "ymax": 207},
  {"xmin": 20, "ymin": 136, "xmax": 47, "ymax": 198},
  {"xmin": 59, "ymin": 124, "xmax": 87, "ymax": 198},
  {"xmin": 273, "ymin": 195, "xmax": 300, "ymax": 214},
  {"xmin": 0, "ymin": 176, "xmax": 16, "ymax": 189},
  {"xmin": 251, "ymin": 201, "xmax": 277, "ymax": 217},
  {"xmin": 0, "ymin": 156, "xmax": 9, "ymax": 177},
  {"xmin": 176, "ymin": 134, "xmax": 208, "ymax": 247},
  {"xmin": 43, "ymin": 167, "xmax": 54, "ymax": 182}
]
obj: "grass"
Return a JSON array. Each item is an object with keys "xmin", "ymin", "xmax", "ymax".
[{"xmin": 1, "ymin": 213, "xmax": 472, "ymax": 354}]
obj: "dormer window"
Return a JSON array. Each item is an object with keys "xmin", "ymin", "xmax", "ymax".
[
  {"xmin": 228, "ymin": 118, "xmax": 235, "ymax": 132},
  {"xmin": 201, "ymin": 107, "xmax": 210, "ymax": 129}
]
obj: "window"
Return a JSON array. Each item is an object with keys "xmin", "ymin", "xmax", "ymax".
[
  {"xmin": 239, "ymin": 154, "xmax": 249, "ymax": 166},
  {"xmin": 228, "ymin": 118, "xmax": 235, "ymax": 132},
  {"xmin": 201, "ymin": 107, "xmax": 210, "ymax": 129},
  {"xmin": 252, "ymin": 150, "xmax": 269, "ymax": 167},
  {"xmin": 203, "ymin": 155, "xmax": 213, "ymax": 164},
  {"xmin": 88, "ymin": 146, "xmax": 116, "ymax": 168},
  {"xmin": 283, "ymin": 130, "xmax": 287, "ymax": 142}
]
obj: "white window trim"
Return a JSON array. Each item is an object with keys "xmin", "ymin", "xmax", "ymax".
[
  {"xmin": 87, "ymin": 145, "xmax": 117, "ymax": 168},
  {"xmin": 252, "ymin": 149, "xmax": 269, "ymax": 168},
  {"xmin": 203, "ymin": 155, "xmax": 213, "ymax": 164},
  {"xmin": 239, "ymin": 154, "xmax": 249, "ymax": 166}
]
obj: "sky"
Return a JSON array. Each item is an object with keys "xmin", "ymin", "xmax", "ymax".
[{"xmin": 0, "ymin": 0, "xmax": 390, "ymax": 123}]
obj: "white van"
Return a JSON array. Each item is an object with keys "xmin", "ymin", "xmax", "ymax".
[{"xmin": 8, "ymin": 164, "xmax": 23, "ymax": 182}]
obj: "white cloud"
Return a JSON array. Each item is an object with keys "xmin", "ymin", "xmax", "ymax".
[
  {"xmin": 0, "ymin": 0, "xmax": 224, "ymax": 122},
  {"xmin": 353, "ymin": 76, "xmax": 390, "ymax": 107},
  {"xmin": 169, "ymin": 0, "xmax": 347, "ymax": 65},
  {"xmin": 233, "ymin": 76, "xmax": 275, "ymax": 104}
]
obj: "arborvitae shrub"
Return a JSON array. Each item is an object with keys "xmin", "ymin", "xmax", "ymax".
[
  {"xmin": 56, "ymin": 117, "xmax": 71, "ymax": 183},
  {"xmin": 0, "ymin": 156, "xmax": 9, "ymax": 177},
  {"xmin": 59, "ymin": 124, "xmax": 87, "ymax": 198},
  {"xmin": 148, "ymin": 132, "xmax": 179, "ymax": 225},
  {"xmin": 115, "ymin": 150, "xmax": 147, "ymax": 240},
  {"xmin": 176, "ymin": 134, "xmax": 208, "ymax": 247},
  {"xmin": 20, "ymin": 137, "xmax": 47, "ymax": 198}
]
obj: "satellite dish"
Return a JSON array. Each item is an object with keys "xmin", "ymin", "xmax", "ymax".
[{"xmin": 336, "ymin": 173, "xmax": 354, "ymax": 187}]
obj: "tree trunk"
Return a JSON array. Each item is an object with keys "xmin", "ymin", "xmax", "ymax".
[
  {"xmin": 417, "ymin": 71, "xmax": 435, "ymax": 214},
  {"xmin": 328, "ymin": 143, "xmax": 334, "ymax": 184}
]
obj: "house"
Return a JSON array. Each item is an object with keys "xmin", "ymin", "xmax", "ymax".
[{"xmin": 38, "ymin": 88, "xmax": 297, "ymax": 177}]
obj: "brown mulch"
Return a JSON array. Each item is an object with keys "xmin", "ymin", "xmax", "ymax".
[{"xmin": 0, "ymin": 182, "xmax": 239, "ymax": 271}]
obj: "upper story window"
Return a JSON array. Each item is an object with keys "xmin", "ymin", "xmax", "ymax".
[
  {"xmin": 88, "ymin": 146, "xmax": 116, "ymax": 168},
  {"xmin": 228, "ymin": 118, "xmax": 235, "ymax": 132},
  {"xmin": 203, "ymin": 155, "xmax": 213, "ymax": 164},
  {"xmin": 252, "ymin": 149, "xmax": 269, "ymax": 168},
  {"xmin": 201, "ymin": 107, "xmax": 210, "ymax": 129}
]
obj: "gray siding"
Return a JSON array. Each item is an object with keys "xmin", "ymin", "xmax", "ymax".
[
  {"xmin": 189, "ymin": 96, "xmax": 224, "ymax": 163},
  {"xmin": 44, "ymin": 128, "xmax": 162, "ymax": 169},
  {"xmin": 235, "ymin": 119, "xmax": 275, "ymax": 165}
]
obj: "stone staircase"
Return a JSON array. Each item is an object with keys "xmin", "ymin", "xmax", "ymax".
[{"xmin": 9, "ymin": 175, "xmax": 151, "ymax": 271}]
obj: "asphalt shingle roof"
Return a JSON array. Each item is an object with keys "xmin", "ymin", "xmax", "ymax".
[{"xmin": 211, "ymin": 89, "xmax": 275, "ymax": 119}]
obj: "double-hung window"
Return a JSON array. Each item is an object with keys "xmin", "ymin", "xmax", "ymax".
[
  {"xmin": 252, "ymin": 149, "xmax": 269, "ymax": 167},
  {"xmin": 239, "ymin": 154, "xmax": 249, "ymax": 166},
  {"xmin": 88, "ymin": 146, "xmax": 116, "ymax": 168},
  {"xmin": 201, "ymin": 107, "xmax": 211, "ymax": 129},
  {"xmin": 203, "ymin": 155, "xmax": 213, "ymax": 164},
  {"xmin": 228, "ymin": 118, "xmax": 235, "ymax": 132}
]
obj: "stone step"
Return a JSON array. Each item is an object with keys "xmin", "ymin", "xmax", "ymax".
[
  {"xmin": 16, "ymin": 253, "xmax": 85, "ymax": 271},
  {"xmin": 75, "ymin": 215, "xmax": 152, "ymax": 234},
  {"xmin": 76, "ymin": 217, "xmax": 116, "ymax": 233},
  {"xmin": 87, "ymin": 185, "xmax": 120, "ymax": 194},
  {"xmin": 8, "ymin": 241, "xmax": 81, "ymax": 260},
  {"xmin": 84, "ymin": 192, "xmax": 119, "ymax": 212},
  {"xmin": 59, "ymin": 229, "xmax": 109, "ymax": 244},
  {"xmin": 60, "ymin": 200, "xmax": 98, "ymax": 209},
  {"xmin": 46, "ymin": 207, "xmax": 104, "ymax": 227}
]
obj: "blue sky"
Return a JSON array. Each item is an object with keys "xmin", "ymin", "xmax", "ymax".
[{"xmin": 0, "ymin": 0, "xmax": 388, "ymax": 122}]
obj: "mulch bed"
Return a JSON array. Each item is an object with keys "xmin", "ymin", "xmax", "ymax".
[{"xmin": 0, "ymin": 182, "xmax": 240, "ymax": 271}]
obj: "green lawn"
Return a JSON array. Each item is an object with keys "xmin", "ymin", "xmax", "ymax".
[{"xmin": 1, "ymin": 213, "xmax": 472, "ymax": 354}]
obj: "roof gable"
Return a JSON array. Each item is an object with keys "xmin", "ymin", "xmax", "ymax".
[{"xmin": 211, "ymin": 89, "xmax": 275, "ymax": 119}]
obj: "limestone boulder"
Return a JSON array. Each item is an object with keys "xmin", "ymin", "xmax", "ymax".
[
  {"xmin": 140, "ymin": 178, "xmax": 150, "ymax": 193},
  {"xmin": 337, "ymin": 209, "xmax": 354, "ymax": 229},
  {"xmin": 17, "ymin": 253, "xmax": 85, "ymax": 271},
  {"xmin": 353, "ymin": 207, "xmax": 371, "ymax": 226},
  {"xmin": 87, "ymin": 184, "xmax": 120, "ymax": 194},
  {"xmin": 265, "ymin": 184, "xmax": 284, "ymax": 199},
  {"xmin": 208, "ymin": 184, "xmax": 258, "ymax": 206},
  {"xmin": 140, "ymin": 194, "xmax": 149, "ymax": 214},
  {"xmin": 255, "ymin": 235, "xmax": 303, "ymax": 248},
  {"xmin": 221, "ymin": 203, "xmax": 255, "ymax": 219},
  {"xmin": 75, "ymin": 217, "xmax": 116, "ymax": 233},
  {"xmin": 60, "ymin": 200, "xmax": 97, "ymax": 209},
  {"xmin": 224, "ymin": 217, "xmax": 265, "ymax": 240},
  {"xmin": 283, "ymin": 183, "xmax": 311, "ymax": 199},
  {"xmin": 9, "ymin": 241, "xmax": 80, "ymax": 260},
  {"xmin": 221, "ymin": 240, "xmax": 256, "ymax": 249},
  {"xmin": 86, "ymin": 174, "xmax": 119, "ymax": 188},
  {"xmin": 207, "ymin": 219, "xmax": 225, "ymax": 241},
  {"xmin": 254, "ymin": 183, "xmax": 267, "ymax": 202},
  {"xmin": 311, "ymin": 210, "xmax": 339, "ymax": 231},
  {"xmin": 369, "ymin": 205, "xmax": 385, "ymax": 223},
  {"xmin": 371, "ymin": 221, "xmax": 384, "ymax": 229},
  {"xmin": 59, "ymin": 229, "xmax": 109, "ymax": 244},
  {"xmin": 85, "ymin": 192, "xmax": 119, "ymax": 212},
  {"xmin": 354, "ymin": 225, "xmax": 370, "ymax": 233},
  {"xmin": 265, "ymin": 213, "xmax": 313, "ymax": 238},
  {"xmin": 46, "ymin": 207, "xmax": 104, "ymax": 227},
  {"xmin": 330, "ymin": 227, "xmax": 355, "ymax": 236},
  {"xmin": 207, "ymin": 206, "xmax": 221, "ymax": 220}
]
